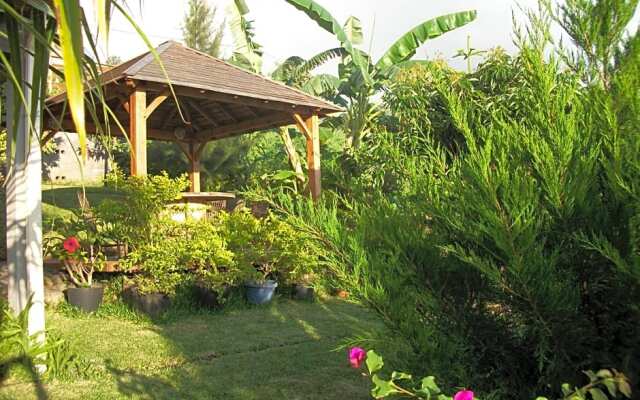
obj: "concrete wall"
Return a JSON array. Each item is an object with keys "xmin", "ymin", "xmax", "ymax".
[{"xmin": 42, "ymin": 132, "xmax": 109, "ymax": 182}]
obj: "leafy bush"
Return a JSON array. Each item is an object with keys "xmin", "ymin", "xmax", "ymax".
[
  {"xmin": 215, "ymin": 208, "xmax": 319, "ymax": 284},
  {"xmin": 349, "ymin": 348, "xmax": 632, "ymax": 400},
  {"xmin": 96, "ymin": 171, "xmax": 189, "ymax": 248},
  {"xmin": 123, "ymin": 217, "xmax": 233, "ymax": 295},
  {"xmin": 266, "ymin": 7, "xmax": 640, "ymax": 399}
]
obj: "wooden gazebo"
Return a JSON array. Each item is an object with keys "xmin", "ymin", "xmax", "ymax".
[{"xmin": 44, "ymin": 41, "xmax": 342, "ymax": 199}]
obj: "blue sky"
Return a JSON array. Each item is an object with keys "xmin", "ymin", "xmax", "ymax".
[{"xmin": 85, "ymin": 0, "xmax": 637, "ymax": 73}]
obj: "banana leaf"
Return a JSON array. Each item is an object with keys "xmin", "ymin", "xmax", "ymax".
[
  {"xmin": 375, "ymin": 10, "xmax": 477, "ymax": 74},
  {"xmin": 302, "ymin": 73, "xmax": 341, "ymax": 97},
  {"xmin": 53, "ymin": 0, "xmax": 87, "ymax": 160},
  {"xmin": 227, "ymin": 0, "xmax": 262, "ymax": 73},
  {"xmin": 344, "ymin": 16, "xmax": 363, "ymax": 45},
  {"xmin": 284, "ymin": 0, "xmax": 372, "ymax": 86},
  {"xmin": 300, "ymin": 47, "xmax": 347, "ymax": 75}
]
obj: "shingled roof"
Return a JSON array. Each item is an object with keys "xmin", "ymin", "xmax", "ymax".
[
  {"xmin": 45, "ymin": 41, "xmax": 341, "ymax": 142},
  {"xmin": 48, "ymin": 40, "xmax": 341, "ymax": 113}
]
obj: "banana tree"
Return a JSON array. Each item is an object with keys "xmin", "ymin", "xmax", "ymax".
[
  {"xmin": 227, "ymin": 0, "xmax": 345, "ymax": 184},
  {"xmin": 270, "ymin": 48, "xmax": 344, "ymax": 182},
  {"xmin": 227, "ymin": 0, "xmax": 264, "ymax": 73},
  {"xmin": 284, "ymin": 0, "xmax": 477, "ymax": 148}
]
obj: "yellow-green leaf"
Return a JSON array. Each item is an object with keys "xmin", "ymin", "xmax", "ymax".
[
  {"xmin": 95, "ymin": 0, "xmax": 111, "ymax": 45},
  {"xmin": 375, "ymin": 10, "xmax": 477, "ymax": 74},
  {"xmin": 53, "ymin": 0, "xmax": 87, "ymax": 161}
]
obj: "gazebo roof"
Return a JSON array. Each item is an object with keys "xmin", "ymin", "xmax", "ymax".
[{"xmin": 46, "ymin": 40, "xmax": 341, "ymax": 142}]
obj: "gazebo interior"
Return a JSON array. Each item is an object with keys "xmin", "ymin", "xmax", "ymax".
[{"xmin": 44, "ymin": 40, "xmax": 342, "ymax": 201}]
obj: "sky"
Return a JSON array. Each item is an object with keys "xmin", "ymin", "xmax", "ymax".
[{"xmin": 82, "ymin": 0, "xmax": 637, "ymax": 73}]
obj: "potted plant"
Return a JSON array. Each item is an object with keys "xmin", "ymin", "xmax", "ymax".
[
  {"xmin": 276, "ymin": 226, "xmax": 319, "ymax": 301},
  {"xmin": 119, "ymin": 228, "xmax": 183, "ymax": 317},
  {"xmin": 218, "ymin": 209, "xmax": 282, "ymax": 305},
  {"xmin": 193, "ymin": 269, "xmax": 235, "ymax": 308},
  {"xmin": 291, "ymin": 274, "xmax": 316, "ymax": 301},
  {"xmin": 122, "ymin": 276, "xmax": 175, "ymax": 317},
  {"xmin": 240, "ymin": 262, "xmax": 279, "ymax": 305},
  {"xmin": 47, "ymin": 234, "xmax": 106, "ymax": 312}
]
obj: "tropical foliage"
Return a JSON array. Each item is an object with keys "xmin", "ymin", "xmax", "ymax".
[
  {"xmin": 252, "ymin": 2, "xmax": 640, "ymax": 399},
  {"xmin": 284, "ymin": 0, "xmax": 477, "ymax": 148}
]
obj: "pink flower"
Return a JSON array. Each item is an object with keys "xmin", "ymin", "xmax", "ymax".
[
  {"xmin": 63, "ymin": 236, "xmax": 81, "ymax": 254},
  {"xmin": 454, "ymin": 390, "xmax": 474, "ymax": 400},
  {"xmin": 349, "ymin": 347, "xmax": 366, "ymax": 369}
]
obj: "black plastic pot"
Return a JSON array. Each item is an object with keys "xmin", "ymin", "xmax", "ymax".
[
  {"xmin": 193, "ymin": 284, "xmax": 232, "ymax": 309},
  {"xmin": 245, "ymin": 280, "xmax": 278, "ymax": 305},
  {"xmin": 123, "ymin": 287, "xmax": 171, "ymax": 317},
  {"xmin": 66, "ymin": 286, "xmax": 104, "ymax": 312},
  {"xmin": 293, "ymin": 284, "xmax": 315, "ymax": 301}
]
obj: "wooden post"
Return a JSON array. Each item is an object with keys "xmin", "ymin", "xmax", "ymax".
[
  {"xmin": 189, "ymin": 143, "xmax": 201, "ymax": 193},
  {"xmin": 305, "ymin": 115, "xmax": 321, "ymax": 201},
  {"xmin": 5, "ymin": 30, "xmax": 46, "ymax": 349},
  {"xmin": 129, "ymin": 89, "xmax": 147, "ymax": 176}
]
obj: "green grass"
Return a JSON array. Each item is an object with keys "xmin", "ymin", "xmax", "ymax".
[{"xmin": 0, "ymin": 298, "xmax": 383, "ymax": 400}]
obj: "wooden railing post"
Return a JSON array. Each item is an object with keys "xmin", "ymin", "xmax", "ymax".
[
  {"xmin": 189, "ymin": 143, "xmax": 201, "ymax": 193},
  {"xmin": 129, "ymin": 89, "xmax": 147, "ymax": 176},
  {"xmin": 305, "ymin": 114, "xmax": 321, "ymax": 201}
]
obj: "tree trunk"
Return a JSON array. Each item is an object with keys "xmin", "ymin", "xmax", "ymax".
[
  {"xmin": 279, "ymin": 127, "xmax": 305, "ymax": 183},
  {"xmin": 5, "ymin": 31, "xmax": 46, "ymax": 351}
]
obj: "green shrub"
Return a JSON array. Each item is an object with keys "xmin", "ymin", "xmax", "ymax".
[
  {"xmin": 97, "ymin": 171, "xmax": 189, "ymax": 248},
  {"xmin": 265, "ymin": 9, "xmax": 640, "ymax": 398},
  {"xmin": 123, "ymin": 217, "xmax": 233, "ymax": 295},
  {"xmin": 215, "ymin": 208, "xmax": 319, "ymax": 284}
]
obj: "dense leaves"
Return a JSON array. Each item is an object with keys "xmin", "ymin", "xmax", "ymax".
[{"xmin": 263, "ymin": 3, "xmax": 640, "ymax": 399}]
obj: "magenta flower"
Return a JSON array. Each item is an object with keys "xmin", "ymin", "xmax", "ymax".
[
  {"xmin": 453, "ymin": 390, "xmax": 474, "ymax": 400},
  {"xmin": 349, "ymin": 347, "xmax": 366, "ymax": 369}
]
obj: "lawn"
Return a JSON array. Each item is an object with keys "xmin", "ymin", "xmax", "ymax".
[{"xmin": 0, "ymin": 298, "xmax": 382, "ymax": 400}]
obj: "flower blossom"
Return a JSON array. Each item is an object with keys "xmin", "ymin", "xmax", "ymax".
[
  {"xmin": 453, "ymin": 390, "xmax": 474, "ymax": 400},
  {"xmin": 349, "ymin": 347, "xmax": 366, "ymax": 369},
  {"xmin": 63, "ymin": 236, "xmax": 81, "ymax": 254}
]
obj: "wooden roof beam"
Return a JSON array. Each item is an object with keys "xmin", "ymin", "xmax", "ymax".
[
  {"xmin": 143, "ymin": 82, "xmax": 322, "ymax": 116},
  {"xmin": 56, "ymin": 118, "xmax": 176, "ymax": 142},
  {"xmin": 144, "ymin": 89, "xmax": 170, "ymax": 118},
  {"xmin": 179, "ymin": 98, "xmax": 201, "ymax": 134},
  {"xmin": 186, "ymin": 99, "xmax": 219, "ymax": 128},
  {"xmin": 161, "ymin": 106, "xmax": 179, "ymax": 130},
  {"xmin": 200, "ymin": 114, "xmax": 292, "ymax": 142},
  {"xmin": 212, "ymin": 101, "xmax": 238, "ymax": 123},
  {"xmin": 243, "ymin": 106, "xmax": 258, "ymax": 118},
  {"xmin": 293, "ymin": 113, "xmax": 312, "ymax": 140}
]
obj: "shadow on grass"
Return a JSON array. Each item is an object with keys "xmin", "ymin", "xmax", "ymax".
[
  {"xmin": 107, "ymin": 295, "xmax": 377, "ymax": 399},
  {"xmin": 0, "ymin": 357, "xmax": 49, "ymax": 400},
  {"xmin": 1, "ymin": 293, "xmax": 381, "ymax": 399},
  {"xmin": 105, "ymin": 359, "xmax": 185, "ymax": 400}
]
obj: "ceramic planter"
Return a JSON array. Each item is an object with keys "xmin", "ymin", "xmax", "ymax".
[
  {"xmin": 245, "ymin": 280, "xmax": 278, "ymax": 305},
  {"xmin": 293, "ymin": 284, "xmax": 315, "ymax": 301},
  {"xmin": 193, "ymin": 284, "xmax": 232, "ymax": 309},
  {"xmin": 123, "ymin": 287, "xmax": 171, "ymax": 317},
  {"xmin": 66, "ymin": 286, "xmax": 104, "ymax": 312}
]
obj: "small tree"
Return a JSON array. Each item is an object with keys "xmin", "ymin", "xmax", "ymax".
[{"xmin": 182, "ymin": 0, "xmax": 225, "ymax": 57}]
